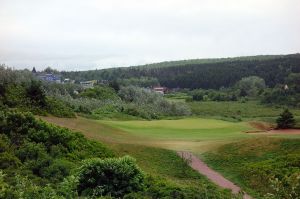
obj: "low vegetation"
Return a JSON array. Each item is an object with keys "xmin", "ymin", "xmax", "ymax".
[
  {"xmin": 276, "ymin": 109, "xmax": 296, "ymax": 129},
  {"xmin": 188, "ymin": 101, "xmax": 299, "ymax": 119},
  {"xmin": 0, "ymin": 110, "xmax": 113, "ymax": 198},
  {"xmin": 203, "ymin": 137, "xmax": 300, "ymax": 198},
  {"xmin": 0, "ymin": 110, "xmax": 236, "ymax": 198}
]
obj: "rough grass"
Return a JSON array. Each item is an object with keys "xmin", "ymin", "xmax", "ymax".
[
  {"xmin": 202, "ymin": 137, "xmax": 300, "ymax": 198},
  {"xmin": 188, "ymin": 101, "xmax": 300, "ymax": 119}
]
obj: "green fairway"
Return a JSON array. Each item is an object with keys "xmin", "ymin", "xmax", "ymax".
[
  {"xmin": 42, "ymin": 116, "xmax": 300, "ymax": 154},
  {"xmin": 101, "ymin": 118, "xmax": 252, "ymax": 141},
  {"xmin": 41, "ymin": 116, "xmax": 260, "ymax": 153}
]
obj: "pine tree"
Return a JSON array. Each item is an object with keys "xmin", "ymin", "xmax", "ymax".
[{"xmin": 276, "ymin": 109, "xmax": 296, "ymax": 129}]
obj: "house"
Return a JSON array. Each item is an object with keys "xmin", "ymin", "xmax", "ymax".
[
  {"xmin": 80, "ymin": 80, "xmax": 97, "ymax": 89},
  {"xmin": 63, "ymin": 78, "xmax": 75, "ymax": 84},
  {"xmin": 153, "ymin": 86, "xmax": 168, "ymax": 94},
  {"xmin": 37, "ymin": 73, "xmax": 61, "ymax": 83}
]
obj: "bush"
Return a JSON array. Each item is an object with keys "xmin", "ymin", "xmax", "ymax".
[
  {"xmin": 118, "ymin": 86, "xmax": 191, "ymax": 119},
  {"xmin": 77, "ymin": 156, "xmax": 145, "ymax": 197},
  {"xmin": 276, "ymin": 109, "xmax": 296, "ymax": 129},
  {"xmin": 0, "ymin": 110, "xmax": 114, "ymax": 186},
  {"xmin": 46, "ymin": 97, "xmax": 75, "ymax": 118},
  {"xmin": 79, "ymin": 86, "xmax": 120, "ymax": 101},
  {"xmin": 190, "ymin": 89, "xmax": 237, "ymax": 102},
  {"xmin": 0, "ymin": 152, "xmax": 21, "ymax": 169}
]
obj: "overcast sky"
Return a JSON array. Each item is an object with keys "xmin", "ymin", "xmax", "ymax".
[{"xmin": 0, "ymin": 0, "xmax": 299, "ymax": 71}]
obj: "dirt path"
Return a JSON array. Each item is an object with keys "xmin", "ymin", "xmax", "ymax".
[
  {"xmin": 268, "ymin": 129, "xmax": 300, "ymax": 134},
  {"xmin": 178, "ymin": 151, "xmax": 252, "ymax": 199},
  {"xmin": 248, "ymin": 121, "xmax": 300, "ymax": 135}
]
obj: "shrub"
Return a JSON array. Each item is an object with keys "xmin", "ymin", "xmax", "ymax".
[
  {"xmin": 118, "ymin": 86, "xmax": 191, "ymax": 119},
  {"xmin": 0, "ymin": 110, "xmax": 114, "ymax": 185},
  {"xmin": 0, "ymin": 152, "xmax": 21, "ymax": 169},
  {"xmin": 26, "ymin": 80, "xmax": 47, "ymax": 108},
  {"xmin": 235, "ymin": 76, "xmax": 266, "ymax": 97},
  {"xmin": 276, "ymin": 109, "xmax": 296, "ymax": 129},
  {"xmin": 45, "ymin": 97, "xmax": 75, "ymax": 118},
  {"xmin": 77, "ymin": 156, "xmax": 145, "ymax": 197},
  {"xmin": 80, "ymin": 86, "xmax": 120, "ymax": 101}
]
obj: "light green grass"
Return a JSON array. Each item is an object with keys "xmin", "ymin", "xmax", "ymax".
[
  {"xmin": 101, "ymin": 118, "xmax": 251, "ymax": 141},
  {"xmin": 42, "ymin": 116, "xmax": 257, "ymax": 153},
  {"xmin": 42, "ymin": 115, "xmax": 300, "ymax": 154}
]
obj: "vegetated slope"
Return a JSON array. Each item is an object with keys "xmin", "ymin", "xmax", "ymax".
[
  {"xmin": 203, "ymin": 137, "xmax": 300, "ymax": 198},
  {"xmin": 62, "ymin": 53, "xmax": 300, "ymax": 89},
  {"xmin": 0, "ymin": 110, "xmax": 114, "ymax": 197},
  {"xmin": 0, "ymin": 111, "xmax": 237, "ymax": 198}
]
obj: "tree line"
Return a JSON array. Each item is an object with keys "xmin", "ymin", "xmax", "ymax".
[{"xmin": 62, "ymin": 54, "xmax": 300, "ymax": 89}]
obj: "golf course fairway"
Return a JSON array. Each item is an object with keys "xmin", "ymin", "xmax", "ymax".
[{"xmin": 42, "ymin": 116, "xmax": 257, "ymax": 153}]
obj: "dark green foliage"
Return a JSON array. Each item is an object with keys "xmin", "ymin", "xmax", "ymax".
[
  {"xmin": 0, "ymin": 67, "xmax": 76, "ymax": 116},
  {"xmin": 124, "ymin": 175, "xmax": 235, "ymax": 199},
  {"xmin": 77, "ymin": 156, "xmax": 145, "ymax": 197},
  {"xmin": 62, "ymin": 54, "xmax": 300, "ymax": 89},
  {"xmin": 286, "ymin": 73, "xmax": 300, "ymax": 92},
  {"xmin": 0, "ymin": 110, "xmax": 114, "ymax": 187},
  {"xmin": 190, "ymin": 89, "xmax": 237, "ymax": 102},
  {"xmin": 45, "ymin": 97, "xmax": 75, "ymax": 118},
  {"xmin": 0, "ymin": 152, "xmax": 21, "ymax": 169},
  {"xmin": 109, "ymin": 79, "xmax": 120, "ymax": 92},
  {"xmin": 276, "ymin": 109, "xmax": 296, "ymax": 129},
  {"xmin": 26, "ymin": 80, "xmax": 47, "ymax": 108},
  {"xmin": 79, "ymin": 85, "xmax": 120, "ymax": 101},
  {"xmin": 117, "ymin": 77, "xmax": 159, "ymax": 87},
  {"xmin": 261, "ymin": 86, "xmax": 300, "ymax": 107}
]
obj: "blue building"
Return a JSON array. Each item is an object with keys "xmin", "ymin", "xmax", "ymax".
[{"xmin": 38, "ymin": 73, "xmax": 61, "ymax": 83}]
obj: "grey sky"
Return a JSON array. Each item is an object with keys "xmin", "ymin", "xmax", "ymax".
[{"xmin": 1, "ymin": 0, "xmax": 299, "ymax": 71}]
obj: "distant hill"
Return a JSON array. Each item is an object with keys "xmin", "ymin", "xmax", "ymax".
[{"xmin": 62, "ymin": 53, "xmax": 300, "ymax": 89}]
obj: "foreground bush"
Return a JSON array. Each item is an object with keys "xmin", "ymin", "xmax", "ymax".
[
  {"xmin": 0, "ymin": 110, "xmax": 114, "ymax": 186},
  {"xmin": 77, "ymin": 156, "xmax": 145, "ymax": 197}
]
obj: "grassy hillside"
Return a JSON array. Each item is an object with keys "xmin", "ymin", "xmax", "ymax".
[{"xmin": 203, "ymin": 137, "xmax": 300, "ymax": 198}]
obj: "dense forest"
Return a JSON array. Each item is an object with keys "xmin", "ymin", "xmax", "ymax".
[{"xmin": 62, "ymin": 54, "xmax": 300, "ymax": 89}]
